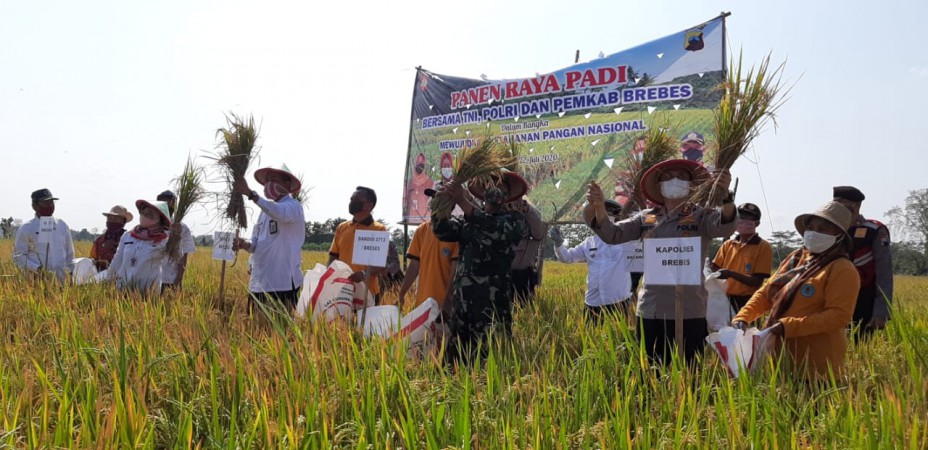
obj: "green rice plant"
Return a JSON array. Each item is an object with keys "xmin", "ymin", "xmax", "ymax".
[
  {"xmin": 0, "ymin": 242, "xmax": 925, "ymax": 448},
  {"xmin": 618, "ymin": 121, "xmax": 680, "ymax": 219},
  {"xmin": 166, "ymin": 157, "xmax": 205, "ymax": 260}
]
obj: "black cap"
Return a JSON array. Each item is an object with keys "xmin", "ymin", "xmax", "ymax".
[
  {"xmin": 737, "ymin": 203, "xmax": 762, "ymax": 220},
  {"xmin": 156, "ymin": 190, "xmax": 177, "ymax": 201},
  {"xmin": 31, "ymin": 188, "xmax": 58, "ymax": 203},
  {"xmin": 833, "ymin": 186, "xmax": 865, "ymax": 202},
  {"xmin": 424, "ymin": 182, "xmax": 443, "ymax": 198},
  {"xmin": 604, "ymin": 199, "xmax": 623, "ymax": 215}
]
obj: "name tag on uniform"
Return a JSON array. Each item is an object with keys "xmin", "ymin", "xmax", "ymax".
[{"xmin": 269, "ymin": 220, "xmax": 278, "ymax": 235}]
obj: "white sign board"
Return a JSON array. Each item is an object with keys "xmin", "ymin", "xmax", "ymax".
[
  {"xmin": 620, "ymin": 241, "xmax": 644, "ymax": 273},
  {"xmin": 352, "ymin": 230, "xmax": 390, "ymax": 267},
  {"xmin": 643, "ymin": 237, "xmax": 702, "ymax": 286},
  {"xmin": 212, "ymin": 231, "xmax": 235, "ymax": 261},
  {"xmin": 37, "ymin": 217, "xmax": 55, "ymax": 244}
]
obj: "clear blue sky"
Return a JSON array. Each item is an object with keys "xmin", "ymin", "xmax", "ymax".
[{"xmin": 1, "ymin": 1, "xmax": 923, "ymax": 242}]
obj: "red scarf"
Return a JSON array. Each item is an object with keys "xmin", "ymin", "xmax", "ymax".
[{"xmin": 130, "ymin": 225, "xmax": 168, "ymax": 243}]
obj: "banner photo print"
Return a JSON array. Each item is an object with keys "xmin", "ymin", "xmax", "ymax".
[{"xmin": 403, "ymin": 15, "xmax": 726, "ymax": 224}]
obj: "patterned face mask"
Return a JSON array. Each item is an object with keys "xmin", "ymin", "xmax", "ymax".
[
  {"xmin": 264, "ymin": 181, "xmax": 289, "ymax": 201},
  {"xmin": 484, "ymin": 187, "xmax": 506, "ymax": 207}
]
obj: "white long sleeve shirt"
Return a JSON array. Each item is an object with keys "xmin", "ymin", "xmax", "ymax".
[
  {"xmin": 13, "ymin": 216, "xmax": 75, "ymax": 283},
  {"xmin": 161, "ymin": 223, "xmax": 196, "ymax": 284},
  {"xmin": 554, "ymin": 235, "xmax": 632, "ymax": 307},
  {"xmin": 109, "ymin": 231, "xmax": 169, "ymax": 292},
  {"xmin": 246, "ymin": 195, "xmax": 305, "ymax": 293}
]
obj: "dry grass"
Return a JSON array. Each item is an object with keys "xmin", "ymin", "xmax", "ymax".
[
  {"xmin": 430, "ymin": 133, "xmax": 518, "ymax": 219},
  {"xmin": 212, "ymin": 113, "xmax": 259, "ymax": 228},
  {"xmin": 693, "ymin": 52, "xmax": 788, "ymax": 206}
]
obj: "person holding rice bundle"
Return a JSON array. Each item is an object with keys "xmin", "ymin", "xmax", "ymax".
[
  {"xmin": 233, "ymin": 164, "xmax": 306, "ymax": 313},
  {"xmin": 156, "ymin": 190, "xmax": 196, "ymax": 291},
  {"xmin": 108, "ymin": 200, "xmax": 172, "ymax": 295},
  {"xmin": 732, "ymin": 201, "xmax": 860, "ymax": 381},
  {"xmin": 432, "ymin": 170, "xmax": 530, "ymax": 364},
  {"xmin": 585, "ymin": 159, "xmax": 737, "ymax": 365}
]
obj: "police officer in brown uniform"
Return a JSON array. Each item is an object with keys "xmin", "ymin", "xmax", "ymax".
[{"xmin": 832, "ymin": 186, "xmax": 893, "ymax": 338}]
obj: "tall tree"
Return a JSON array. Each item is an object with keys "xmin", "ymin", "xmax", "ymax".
[{"xmin": 886, "ymin": 188, "xmax": 928, "ymax": 253}]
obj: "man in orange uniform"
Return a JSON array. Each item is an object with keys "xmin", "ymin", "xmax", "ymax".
[
  {"xmin": 329, "ymin": 186, "xmax": 388, "ymax": 302},
  {"xmin": 711, "ymin": 203, "xmax": 773, "ymax": 317},
  {"xmin": 398, "ymin": 186, "xmax": 459, "ymax": 311}
]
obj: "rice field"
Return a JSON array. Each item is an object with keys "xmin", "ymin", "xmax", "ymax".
[{"xmin": 0, "ymin": 241, "xmax": 925, "ymax": 448}]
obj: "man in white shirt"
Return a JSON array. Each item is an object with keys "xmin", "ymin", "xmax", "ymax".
[
  {"xmin": 156, "ymin": 190, "xmax": 196, "ymax": 291},
  {"xmin": 13, "ymin": 189, "xmax": 75, "ymax": 284},
  {"xmin": 232, "ymin": 164, "xmax": 306, "ymax": 313},
  {"xmin": 549, "ymin": 200, "xmax": 632, "ymax": 322}
]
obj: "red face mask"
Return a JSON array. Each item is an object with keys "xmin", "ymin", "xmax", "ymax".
[{"xmin": 35, "ymin": 205, "xmax": 55, "ymax": 217}]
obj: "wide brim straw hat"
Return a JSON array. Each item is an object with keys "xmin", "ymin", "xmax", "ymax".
[
  {"xmin": 135, "ymin": 200, "xmax": 172, "ymax": 227},
  {"xmin": 468, "ymin": 169, "xmax": 529, "ymax": 203},
  {"xmin": 640, "ymin": 159, "xmax": 710, "ymax": 205},
  {"xmin": 102, "ymin": 205, "xmax": 134, "ymax": 222},
  {"xmin": 254, "ymin": 164, "xmax": 301, "ymax": 193},
  {"xmin": 794, "ymin": 201, "xmax": 853, "ymax": 249}
]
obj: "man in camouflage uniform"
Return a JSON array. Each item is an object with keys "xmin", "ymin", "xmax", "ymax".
[{"xmin": 431, "ymin": 171, "xmax": 530, "ymax": 364}]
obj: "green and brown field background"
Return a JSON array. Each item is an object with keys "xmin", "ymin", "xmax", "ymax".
[{"xmin": 1, "ymin": 241, "xmax": 925, "ymax": 448}]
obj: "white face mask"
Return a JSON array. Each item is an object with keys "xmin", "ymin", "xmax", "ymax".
[
  {"xmin": 803, "ymin": 230, "xmax": 838, "ymax": 253},
  {"xmin": 441, "ymin": 167, "xmax": 454, "ymax": 179},
  {"xmin": 659, "ymin": 177, "xmax": 690, "ymax": 199}
]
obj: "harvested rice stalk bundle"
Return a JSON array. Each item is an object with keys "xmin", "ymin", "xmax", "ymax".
[
  {"xmin": 214, "ymin": 113, "xmax": 259, "ymax": 228},
  {"xmin": 429, "ymin": 134, "xmax": 518, "ymax": 219},
  {"xmin": 616, "ymin": 125, "xmax": 679, "ymax": 219},
  {"xmin": 693, "ymin": 52, "xmax": 788, "ymax": 206},
  {"xmin": 166, "ymin": 157, "xmax": 205, "ymax": 259}
]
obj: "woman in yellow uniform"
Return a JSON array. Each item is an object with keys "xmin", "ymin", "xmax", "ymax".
[{"xmin": 733, "ymin": 201, "xmax": 860, "ymax": 381}]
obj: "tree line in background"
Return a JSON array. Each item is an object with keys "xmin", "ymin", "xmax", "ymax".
[{"xmin": 2, "ymin": 188, "xmax": 926, "ymax": 275}]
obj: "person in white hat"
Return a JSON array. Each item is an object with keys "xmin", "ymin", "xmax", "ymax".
[
  {"xmin": 233, "ymin": 164, "xmax": 306, "ymax": 313},
  {"xmin": 109, "ymin": 200, "xmax": 173, "ymax": 295},
  {"xmin": 732, "ymin": 201, "xmax": 860, "ymax": 381},
  {"xmin": 90, "ymin": 205, "xmax": 133, "ymax": 271},
  {"xmin": 585, "ymin": 159, "xmax": 737, "ymax": 365},
  {"xmin": 13, "ymin": 188, "xmax": 75, "ymax": 283}
]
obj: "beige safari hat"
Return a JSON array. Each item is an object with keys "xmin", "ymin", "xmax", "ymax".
[
  {"xmin": 794, "ymin": 201, "xmax": 853, "ymax": 249},
  {"xmin": 102, "ymin": 205, "xmax": 134, "ymax": 222}
]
